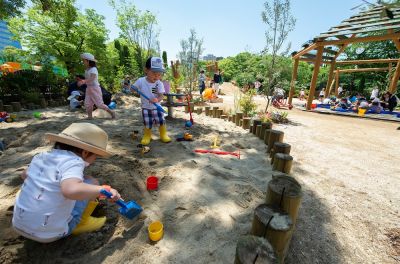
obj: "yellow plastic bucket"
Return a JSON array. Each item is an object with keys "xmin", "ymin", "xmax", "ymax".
[
  {"xmin": 148, "ymin": 221, "xmax": 163, "ymax": 242},
  {"xmin": 358, "ymin": 108, "xmax": 366, "ymax": 116}
]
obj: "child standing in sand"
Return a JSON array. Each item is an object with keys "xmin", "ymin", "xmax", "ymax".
[
  {"xmin": 79, "ymin": 53, "xmax": 115, "ymax": 119},
  {"xmin": 131, "ymin": 57, "xmax": 171, "ymax": 145},
  {"xmin": 12, "ymin": 123, "xmax": 121, "ymax": 243}
]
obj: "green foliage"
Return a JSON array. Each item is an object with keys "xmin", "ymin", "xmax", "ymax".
[
  {"xmin": 239, "ymin": 89, "xmax": 257, "ymax": 117},
  {"xmin": 0, "ymin": 0, "xmax": 25, "ymax": 19},
  {"xmin": 270, "ymin": 110, "xmax": 289, "ymax": 123},
  {"xmin": 162, "ymin": 51, "xmax": 168, "ymax": 68}
]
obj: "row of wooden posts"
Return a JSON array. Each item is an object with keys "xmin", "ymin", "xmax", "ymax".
[
  {"xmin": 0, "ymin": 99, "xmax": 66, "ymax": 113},
  {"xmin": 189, "ymin": 105, "xmax": 303, "ymax": 263}
]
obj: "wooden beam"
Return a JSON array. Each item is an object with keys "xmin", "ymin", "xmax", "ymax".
[
  {"xmin": 388, "ymin": 29, "xmax": 400, "ymax": 51},
  {"xmin": 336, "ymin": 67, "xmax": 389, "ymax": 73},
  {"xmin": 292, "ymin": 43, "xmax": 317, "ymax": 59},
  {"xmin": 335, "ymin": 70, "xmax": 340, "ymax": 97},
  {"xmin": 306, "ymin": 46, "xmax": 324, "ymax": 110},
  {"xmin": 299, "ymin": 58, "xmax": 332, "ymax": 64},
  {"xmin": 336, "ymin": 58, "xmax": 399, "ymax": 65},
  {"xmin": 325, "ymin": 61, "xmax": 336, "ymax": 97},
  {"xmin": 389, "ymin": 60, "xmax": 400, "ymax": 93},
  {"xmin": 318, "ymin": 24, "xmax": 400, "ymax": 39},
  {"xmin": 321, "ymin": 18, "xmax": 400, "ymax": 36},
  {"xmin": 317, "ymin": 32, "xmax": 400, "ymax": 46},
  {"xmin": 288, "ymin": 58, "xmax": 299, "ymax": 105},
  {"xmin": 389, "ymin": 63, "xmax": 393, "ymax": 84}
]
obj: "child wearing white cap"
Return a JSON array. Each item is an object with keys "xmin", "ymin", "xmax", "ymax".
[
  {"xmin": 12, "ymin": 123, "xmax": 121, "ymax": 242},
  {"xmin": 68, "ymin": 90, "xmax": 83, "ymax": 111},
  {"xmin": 131, "ymin": 57, "xmax": 171, "ymax": 145},
  {"xmin": 79, "ymin": 53, "xmax": 116, "ymax": 119}
]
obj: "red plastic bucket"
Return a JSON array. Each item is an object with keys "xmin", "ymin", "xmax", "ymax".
[
  {"xmin": 311, "ymin": 103, "xmax": 317, "ymax": 109},
  {"xmin": 147, "ymin": 176, "xmax": 158, "ymax": 190}
]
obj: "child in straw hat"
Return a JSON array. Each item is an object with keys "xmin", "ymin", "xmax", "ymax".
[{"xmin": 12, "ymin": 123, "xmax": 121, "ymax": 243}]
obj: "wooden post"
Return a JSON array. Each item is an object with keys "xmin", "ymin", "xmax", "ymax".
[
  {"xmin": 267, "ymin": 130, "xmax": 284, "ymax": 153},
  {"xmin": 242, "ymin": 117, "xmax": 251, "ymax": 130},
  {"xmin": 3, "ymin": 105, "xmax": 13, "ymax": 112},
  {"xmin": 251, "ymin": 204, "xmax": 293, "ymax": 262},
  {"xmin": 196, "ymin": 108, "xmax": 203, "ymax": 115},
  {"xmin": 388, "ymin": 63, "xmax": 393, "ymax": 84},
  {"xmin": 234, "ymin": 235, "xmax": 278, "ymax": 264},
  {"xmin": 264, "ymin": 129, "xmax": 272, "ymax": 145},
  {"xmin": 228, "ymin": 115, "xmax": 233, "ymax": 122},
  {"xmin": 259, "ymin": 122, "xmax": 269, "ymax": 140},
  {"xmin": 232, "ymin": 114, "xmax": 236, "ymax": 123},
  {"xmin": 266, "ymin": 175, "xmax": 302, "ymax": 224},
  {"xmin": 220, "ymin": 114, "xmax": 228, "ymax": 120},
  {"xmin": 325, "ymin": 61, "xmax": 336, "ymax": 97},
  {"xmin": 217, "ymin": 109, "xmax": 224, "ymax": 118},
  {"xmin": 288, "ymin": 58, "xmax": 299, "ymax": 105},
  {"xmin": 252, "ymin": 120, "xmax": 262, "ymax": 135},
  {"xmin": 212, "ymin": 107, "xmax": 219, "ymax": 117},
  {"xmin": 270, "ymin": 142, "xmax": 291, "ymax": 164},
  {"xmin": 235, "ymin": 112, "xmax": 243, "ymax": 126},
  {"xmin": 389, "ymin": 59, "xmax": 400, "ymax": 94},
  {"xmin": 205, "ymin": 106, "xmax": 211, "ymax": 116},
  {"xmin": 11, "ymin": 102, "xmax": 21, "ymax": 112},
  {"xmin": 256, "ymin": 125, "xmax": 262, "ymax": 138},
  {"xmin": 306, "ymin": 46, "xmax": 324, "ymax": 110},
  {"xmin": 334, "ymin": 70, "xmax": 340, "ymax": 97},
  {"xmin": 272, "ymin": 153, "xmax": 293, "ymax": 174},
  {"xmin": 239, "ymin": 119, "xmax": 243, "ymax": 127}
]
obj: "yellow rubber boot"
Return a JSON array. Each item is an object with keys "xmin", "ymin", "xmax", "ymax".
[
  {"xmin": 72, "ymin": 201, "xmax": 106, "ymax": 235},
  {"xmin": 140, "ymin": 128, "xmax": 152, "ymax": 145},
  {"xmin": 159, "ymin": 125, "xmax": 171, "ymax": 143}
]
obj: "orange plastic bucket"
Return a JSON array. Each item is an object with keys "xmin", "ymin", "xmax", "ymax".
[{"xmin": 358, "ymin": 108, "xmax": 366, "ymax": 116}]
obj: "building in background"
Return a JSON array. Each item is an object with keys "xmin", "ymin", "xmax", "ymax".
[
  {"xmin": 202, "ymin": 54, "xmax": 216, "ymax": 61},
  {"xmin": 0, "ymin": 20, "xmax": 22, "ymax": 50}
]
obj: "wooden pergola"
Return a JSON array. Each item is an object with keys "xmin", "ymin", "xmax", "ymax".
[{"xmin": 288, "ymin": 5, "xmax": 400, "ymax": 110}]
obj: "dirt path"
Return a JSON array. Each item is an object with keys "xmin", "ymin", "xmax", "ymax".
[{"xmin": 0, "ymin": 90, "xmax": 399, "ymax": 263}]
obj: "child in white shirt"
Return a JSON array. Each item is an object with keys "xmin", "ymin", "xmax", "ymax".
[
  {"xmin": 12, "ymin": 123, "xmax": 121, "ymax": 243},
  {"xmin": 68, "ymin": 91, "xmax": 83, "ymax": 111}
]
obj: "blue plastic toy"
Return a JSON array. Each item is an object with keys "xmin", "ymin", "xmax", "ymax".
[
  {"xmin": 185, "ymin": 121, "xmax": 193, "ymax": 128},
  {"xmin": 130, "ymin": 85, "xmax": 167, "ymax": 113},
  {"xmin": 100, "ymin": 189, "xmax": 142, "ymax": 220},
  {"xmin": 108, "ymin": 101, "xmax": 117, "ymax": 109}
]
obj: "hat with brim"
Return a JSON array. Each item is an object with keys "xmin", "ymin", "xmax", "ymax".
[
  {"xmin": 148, "ymin": 57, "xmax": 165, "ymax": 73},
  {"xmin": 45, "ymin": 123, "xmax": 111, "ymax": 157},
  {"xmin": 80, "ymin": 52, "xmax": 97, "ymax": 62},
  {"xmin": 67, "ymin": 91, "xmax": 81, "ymax": 100}
]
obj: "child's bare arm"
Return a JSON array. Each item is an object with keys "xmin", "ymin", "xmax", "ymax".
[
  {"xmin": 21, "ymin": 169, "xmax": 28, "ymax": 180},
  {"xmin": 61, "ymin": 178, "xmax": 120, "ymax": 201}
]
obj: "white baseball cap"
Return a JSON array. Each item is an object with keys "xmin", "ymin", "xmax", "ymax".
[
  {"xmin": 146, "ymin": 57, "xmax": 165, "ymax": 72},
  {"xmin": 80, "ymin": 52, "xmax": 97, "ymax": 62}
]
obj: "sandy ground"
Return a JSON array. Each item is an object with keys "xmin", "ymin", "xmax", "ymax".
[{"xmin": 0, "ymin": 85, "xmax": 399, "ymax": 263}]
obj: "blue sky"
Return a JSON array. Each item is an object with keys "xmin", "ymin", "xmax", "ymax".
[{"xmin": 76, "ymin": 0, "xmax": 366, "ymax": 59}]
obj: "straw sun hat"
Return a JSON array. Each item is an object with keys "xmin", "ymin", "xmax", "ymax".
[
  {"xmin": 45, "ymin": 123, "xmax": 111, "ymax": 157},
  {"xmin": 80, "ymin": 52, "xmax": 97, "ymax": 62}
]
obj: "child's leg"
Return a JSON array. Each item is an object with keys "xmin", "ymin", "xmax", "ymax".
[
  {"xmin": 157, "ymin": 110, "xmax": 171, "ymax": 143},
  {"xmin": 84, "ymin": 95, "xmax": 94, "ymax": 119},
  {"xmin": 141, "ymin": 109, "xmax": 153, "ymax": 145},
  {"xmin": 92, "ymin": 91, "xmax": 115, "ymax": 119}
]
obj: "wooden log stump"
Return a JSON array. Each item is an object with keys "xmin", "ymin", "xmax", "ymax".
[
  {"xmin": 264, "ymin": 129, "xmax": 272, "ymax": 145},
  {"xmin": 11, "ymin": 102, "xmax": 21, "ymax": 112},
  {"xmin": 228, "ymin": 115, "xmax": 233, "ymax": 122},
  {"xmin": 196, "ymin": 108, "xmax": 203, "ymax": 115},
  {"xmin": 232, "ymin": 114, "xmax": 236, "ymax": 123},
  {"xmin": 242, "ymin": 117, "xmax": 251, "ymax": 129},
  {"xmin": 270, "ymin": 142, "xmax": 291, "ymax": 164},
  {"xmin": 235, "ymin": 112, "xmax": 243, "ymax": 126},
  {"xmin": 272, "ymin": 153, "xmax": 293, "ymax": 174},
  {"xmin": 212, "ymin": 107, "xmax": 219, "ymax": 118},
  {"xmin": 239, "ymin": 119, "xmax": 243, "ymax": 127},
  {"xmin": 0, "ymin": 100, "xmax": 3, "ymax": 111},
  {"xmin": 267, "ymin": 130, "xmax": 284, "ymax": 153},
  {"xmin": 220, "ymin": 114, "xmax": 228, "ymax": 120},
  {"xmin": 3, "ymin": 105, "xmax": 13, "ymax": 113},
  {"xmin": 39, "ymin": 98, "xmax": 47, "ymax": 108},
  {"xmin": 251, "ymin": 204, "xmax": 293, "ymax": 262},
  {"xmin": 259, "ymin": 122, "xmax": 270, "ymax": 140},
  {"xmin": 234, "ymin": 235, "xmax": 278, "ymax": 264},
  {"xmin": 217, "ymin": 109, "xmax": 224, "ymax": 118},
  {"xmin": 255, "ymin": 125, "xmax": 262, "ymax": 138},
  {"xmin": 205, "ymin": 106, "xmax": 211, "ymax": 116},
  {"xmin": 252, "ymin": 120, "xmax": 262, "ymax": 135},
  {"xmin": 266, "ymin": 175, "xmax": 302, "ymax": 224}
]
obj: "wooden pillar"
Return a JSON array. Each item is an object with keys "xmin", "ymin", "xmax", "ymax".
[
  {"xmin": 267, "ymin": 130, "xmax": 284, "ymax": 153},
  {"xmin": 306, "ymin": 46, "xmax": 324, "ymax": 110},
  {"xmin": 272, "ymin": 153, "xmax": 293, "ymax": 174},
  {"xmin": 220, "ymin": 114, "xmax": 228, "ymax": 120},
  {"xmin": 270, "ymin": 142, "xmax": 291, "ymax": 164},
  {"xmin": 252, "ymin": 120, "xmax": 262, "ymax": 135},
  {"xmin": 235, "ymin": 112, "xmax": 243, "ymax": 126},
  {"xmin": 205, "ymin": 106, "xmax": 211, "ymax": 116},
  {"xmin": 255, "ymin": 125, "xmax": 262, "ymax": 138},
  {"xmin": 266, "ymin": 175, "xmax": 302, "ymax": 224},
  {"xmin": 217, "ymin": 109, "xmax": 224, "ymax": 118},
  {"xmin": 388, "ymin": 63, "xmax": 393, "ymax": 84},
  {"xmin": 242, "ymin": 117, "xmax": 251, "ymax": 129},
  {"xmin": 335, "ymin": 70, "xmax": 340, "ymax": 97},
  {"xmin": 389, "ymin": 60, "xmax": 400, "ymax": 94},
  {"xmin": 11, "ymin": 102, "xmax": 22, "ymax": 112},
  {"xmin": 232, "ymin": 114, "xmax": 236, "ymax": 124},
  {"xmin": 212, "ymin": 107, "xmax": 219, "ymax": 118},
  {"xmin": 196, "ymin": 108, "xmax": 203, "ymax": 115},
  {"xmin": 264, "ymin": 129, "xmax": 272, "ymax": 145},
  {"xmin": 259, "ymin": 122, "xmax": 269, "ymax": 140},
  {"xmin": 288, "ymin": 58, "xmax": 299, "ymax": 105},
  {"xmin": 234, "ymin": 235, "xmax": 278, "ymax": 264},
  {"xmin": 251, "ymin": 204, "xmax": 293, "ymax": 262},
  {"xmin": 325, "ymin": 61, "xmax": 336, "ymax": 97}
]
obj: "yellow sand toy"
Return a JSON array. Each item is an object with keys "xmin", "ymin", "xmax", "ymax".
[{"xmin": 210, "ymin": 136, "xmax": 220, "ymax": 149}]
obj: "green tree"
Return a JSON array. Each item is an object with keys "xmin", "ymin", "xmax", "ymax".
[
  {"xmin": 9, "ymin": 0, "xmax": 108, "ymax": 75},
  {"xmin": 162, "ymin": 51, "xmax": 168, "ymax": 68},
  {"xmin": 0, "ymin": 0, "xmax": 25, "ymax": 19}
]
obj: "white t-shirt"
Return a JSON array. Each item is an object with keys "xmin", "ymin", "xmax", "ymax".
[
  {"xmin": 133, "ymin": 77, "xmax": 165, "ymax": 110},
  {"xmin": 13, "ymin": 149, "xmax": 85, "ymax": 242},
  {"xmin": 319, "ymin": 90, "xmax": 325, "ymax": 96},
  {"xmin": 69, "ymin": 98, "xmax": 80, "ymax": 109},
  {"xmin": 338, "ymin": 86, "xmax": 343, "ymax": 93},
  {"xmin": 370, "ymin": 88, "xmax": 379, "ymax": 99},
  {"xmin": 85, "ymin": 67, "xmax": 99, "ymax": 87}
]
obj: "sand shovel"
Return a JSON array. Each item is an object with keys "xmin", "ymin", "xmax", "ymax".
[{"xmin": 100, "ymin": 189, "xmax": 143, "ymax": 220}]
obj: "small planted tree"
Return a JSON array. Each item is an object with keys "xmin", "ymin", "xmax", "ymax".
[
  {"xmin": 240, "ymin": 89, "xmax": 258, "ymax": 117},
  {"xmin": 261, "ymin": 0, "xmax": 296, "ymax": 110}
]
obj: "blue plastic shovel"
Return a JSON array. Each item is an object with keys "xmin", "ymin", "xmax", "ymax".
[
  {"xmin": 130, "ymin": 85, "xmax": 167, "ymax": 113},
  {"xmin": 100, "ymin": 189, "xmax": 143, "ymax": 220}
]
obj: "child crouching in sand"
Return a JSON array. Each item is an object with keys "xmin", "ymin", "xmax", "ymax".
[{"xmin": 12, "ymin": 123, "xmax": 121, "ymax": 243}]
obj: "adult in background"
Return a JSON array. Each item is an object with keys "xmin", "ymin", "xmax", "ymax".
[
  {"xmin": 381, "ymin": 91, "xmax": 398, "ymax": 112},
  {"xmin": 67, "ymin": 75, "xmax": 87, "ymax": 98},
  {"xmin": 121, "ymin": 75, "xmax": 131, "ymax": 94},
  {"xmin": 213, "ymin": 69, "xmax": 222, "ymax": 96},
  {"xmin": 198, "ymin": 70, "xmax": 206, "ymax": 95}
]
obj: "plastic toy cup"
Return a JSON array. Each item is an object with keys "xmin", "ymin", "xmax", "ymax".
[
  {"xmin": 148, "ymin": 221, "xmax": 163, "ymax": 242},
  {"xmin": 358, "ymin": 108, "xmax": 366, "ymax": 116},
  {"xmin": 146, "ymin": 176, "xmax": 158, "ymax": 191},
  {"xmin": 33, "ymin": 112, "xmax": 41, "ymax": 118}
]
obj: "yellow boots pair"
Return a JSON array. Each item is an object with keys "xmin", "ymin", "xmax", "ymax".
[
  {"xmin": 72, "ymin": 201, "xmax": 106, "ymax": 235},
  {"xmin": 140, "ymin": 125, "xmax": 171, "ymax": 145}
]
